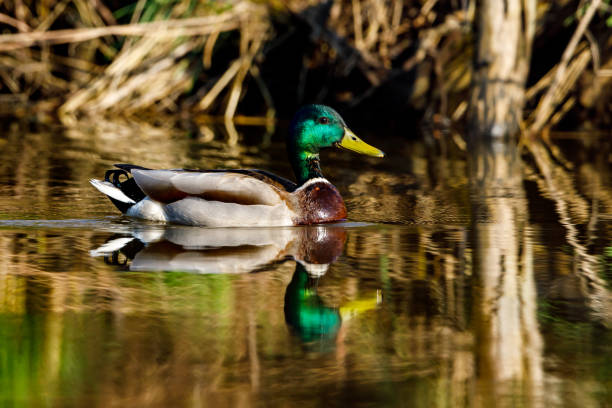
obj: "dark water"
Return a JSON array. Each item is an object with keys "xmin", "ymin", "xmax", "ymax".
[{"xmin": 0, "ymin": 121, "xmax": 611, "ymax": 407}]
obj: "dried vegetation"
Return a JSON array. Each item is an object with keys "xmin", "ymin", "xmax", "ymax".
[
  {"xmin": 0, "ymin": 0, "xmax": 272, "ymax": 123},
  {"xmin": 0, "ymin": 0, "xmax": 611, "ymax": 132}
]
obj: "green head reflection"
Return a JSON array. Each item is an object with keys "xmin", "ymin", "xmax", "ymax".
[{"xmin": 284, "ymin": 263, "xmax": 341, "ymax": 343}]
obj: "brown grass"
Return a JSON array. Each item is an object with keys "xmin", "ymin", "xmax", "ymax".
[
  {"xmin": 0, "ymin": 0, "xmax": 271, "ymax": 123},
  {"xmin": 0, "ymin": 0, "xmax": 611, "ymax": 132}
]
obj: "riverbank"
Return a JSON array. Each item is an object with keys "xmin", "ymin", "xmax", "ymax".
[{"xmin": 1, "ymin": 0, "xmax": 611, "ymax": 133}]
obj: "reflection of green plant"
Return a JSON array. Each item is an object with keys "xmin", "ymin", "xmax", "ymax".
[
  {"xmin": 593, "ymin": 346, "xmax": 612, "ymax": 403},
  {"xmin": 538, "ymin": 298, "xmax": 612, "ymax": 403},
  {"xmin": 538, "ymin": 299, "xmax": 593, "ymax": 341},
  {"xmin": 600, "ymin": 246, "xmax": 612, "ymax": 285},
  {"xmin": 119, "ymin": 271, "xmax": 235, "ymax": 314},
  {"xmin": 0, "ymin": 315, "xmax": 46, "ymax": 405},
  {"xmin": 0, "ymin": 270, "xmax": 241, "ymax": 405}
]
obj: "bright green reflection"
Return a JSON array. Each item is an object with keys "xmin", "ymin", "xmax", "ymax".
[
  {"xmin": 284, "ymin": 263, "xmax": 380, "ymax": 347},
  {"xmin": 284, "ymin": 264, "xmax": 342, "ymax": 344}
]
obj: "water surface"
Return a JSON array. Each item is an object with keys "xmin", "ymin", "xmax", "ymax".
[{"xmin": 0, "ymin": 121, "xmax": 611, "ymax": 407}]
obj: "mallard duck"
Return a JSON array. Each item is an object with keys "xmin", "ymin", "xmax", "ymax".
[{"xmin": 90, "ymin": 105, "xmax": 384, "ymax": 226}]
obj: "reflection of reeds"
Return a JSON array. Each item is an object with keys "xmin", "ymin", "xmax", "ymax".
[
  {"xmin": 1, "ymin": 122, "xmax": 611, "ymax": 405},
  {"xmin": 527, "ymin": 140, "xmax": 612, "ymax": 326}
]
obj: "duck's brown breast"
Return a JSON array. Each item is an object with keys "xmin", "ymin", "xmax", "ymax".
[{"xmin": 292, "ymin": 180, "xmax": 347, "ymax": 224}]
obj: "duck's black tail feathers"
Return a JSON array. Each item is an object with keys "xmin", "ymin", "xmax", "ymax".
[{"xmin": 90, "ymin": 164, "xmax": 148, "ymax": 214}]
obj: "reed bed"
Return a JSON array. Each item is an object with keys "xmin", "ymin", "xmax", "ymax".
[
  {"xmin": 0, "ymin": 0, "xmax": 611, "ymax": 132},
  {"xmin": 0, "ymin": 0, "xmax": 271, "ymax": 123}
]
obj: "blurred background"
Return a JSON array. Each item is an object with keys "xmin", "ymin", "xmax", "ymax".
[{"xmin": 1, "ymin": 1, "xmax": 612, "ymax": 407}]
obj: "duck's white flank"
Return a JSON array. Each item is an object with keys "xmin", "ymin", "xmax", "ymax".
[
  {"xmin": 89, "ymin": 179, "xmax": 135, "ymax": 203},
  {"xmin": 163, "ymin": 197, "xmax": 294, "ymax": 227},
  {"xmin": 293, "ymin": 177, "xmax": 331, "ymax": 192},
  {"xmin": 126, "ymin": 198, "xmax": 168, "ymax": 222}
]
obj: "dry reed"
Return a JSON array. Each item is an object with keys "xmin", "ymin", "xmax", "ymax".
[
  {"xmin": 1, "ymin": 0, "xmax": 611, "ymax": 132},
  {"xmin": 0, "ymin": 0, "xmax": 271, "ymax": 123}
]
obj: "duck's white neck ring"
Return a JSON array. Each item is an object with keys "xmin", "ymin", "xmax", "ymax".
[{"xmin": 294, "ymin": 177, "xmax": 331, "ymax": 192}]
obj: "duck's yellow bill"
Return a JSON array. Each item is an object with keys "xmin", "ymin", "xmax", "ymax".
[{"xmin": 337, "ymin": 128, "xmax": 385, "ymax": 157}]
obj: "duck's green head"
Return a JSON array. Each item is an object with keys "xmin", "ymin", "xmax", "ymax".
[{"xmin": 288, "ymin": 105, "xmax": 384, "ymax": 184}]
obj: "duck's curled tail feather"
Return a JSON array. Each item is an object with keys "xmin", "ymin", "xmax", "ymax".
[
  {"xmin": 90, "ymin": 179, "xmax": 136, "ymax": 213},
  {"xmin": 90, "ymin": 165, "xmax": 148, "ymax": 214}
]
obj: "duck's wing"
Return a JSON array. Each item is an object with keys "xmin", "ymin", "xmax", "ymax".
[
  {"xmin": 246, "ymin": 170, "xmax": 297, "ymax": 192},
  {"xmin": 130, "ymin": 169, "xmax": 292, "ymax": 206},
  {"xmin": 114, "ymin": 164, "xmax": 297, "ymax": 192}
]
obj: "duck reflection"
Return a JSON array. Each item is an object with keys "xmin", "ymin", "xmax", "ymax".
[
  {"xmin": 284, "ymin": 264, "xmax": 381, "ymax": 347},
  {"xmin": 284, "ymin": 264, "xmax": 341, "ymax": 343},
  {"xmin": 93, "ymin": 225, "xmax": 345, "ymax": 275},
  {"xmin": 92, "ymin": 224, "xmax": 379, "ymax": 345}
]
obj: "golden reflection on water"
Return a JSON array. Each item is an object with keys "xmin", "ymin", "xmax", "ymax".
[
  {"xmin": 469, "ymin": 138, "xmax": 543, "ymax": 406},
  {"xmin": 0, "ymin": 121, "xmax": 611, "ymax": 407}
]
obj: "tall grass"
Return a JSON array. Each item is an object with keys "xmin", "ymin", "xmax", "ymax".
[
  {"xmin": 0, "ymin": 0, "xmax": 272, "ymax": 123},
  {"xmin": 1, "ymin": 0, "xmax": 611, "ymax": 132}
]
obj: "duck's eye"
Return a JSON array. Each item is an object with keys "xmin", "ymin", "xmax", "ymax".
[{"xmin": 318, "ymin": 117, "xmax": 329, "ymax": 124}]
